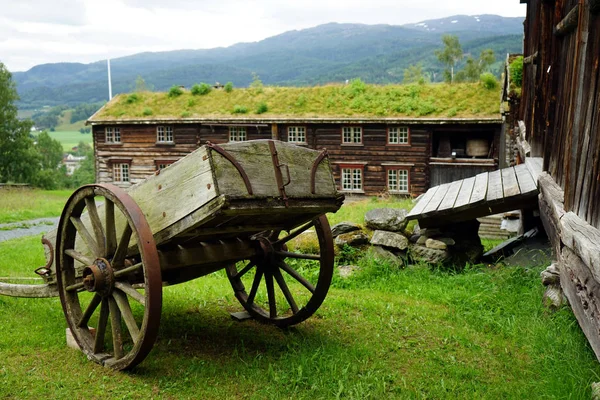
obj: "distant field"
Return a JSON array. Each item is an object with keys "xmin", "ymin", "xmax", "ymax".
[
  {"xmin": 46, "ymin": 130, "xmax": 93, "ymax": 151},
  {"xmin": 55, "ymin": 111, "xmax": 87, "ymax": 132}
]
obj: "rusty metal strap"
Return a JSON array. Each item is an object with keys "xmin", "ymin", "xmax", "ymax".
[
  {"xmin": 206, "ymin": 142, "xmax": 253, "ymax": 195},
  {"xmin": 310, "ymin": 149, "xmax": 329, "ymax": 194},
  {"xmin": 268, "ymin": 140, "xmax": 290, "ymax": 206}
]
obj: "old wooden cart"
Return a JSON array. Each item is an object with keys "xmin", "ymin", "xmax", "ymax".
[{"xmin": 0, "ymin": 140, "xmax": 343, "ymax": 370}]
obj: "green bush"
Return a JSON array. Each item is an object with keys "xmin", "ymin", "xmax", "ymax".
[
  {"xmin": 187, "ymin": 99, "xmax": 195, "ymax": 107},
  {"xmin": 168, "ymin": 85, "xmax": 183, "ymax": 98},
  {"xmin": 126, "ymin": 93, "xmax": 140, "ymax": 104},
  {"xmin": 295, "ymin": 94, "xmax": 307, "ymax": 107},
  {"xmin": 142, "ymin": 107, "xmax": 153, "ymax": 116},
  {"xmin": 191, "ymin": 82, "xmax": 212, "ymax": 96},
  {"xmin": 224, "ymin": 82, "xmax": 233, "ymax": 93},
  {"xmin": 345, "ymin": 78, "xmax": 367, "ymax": 97},
  {"xmin": 181, "ymin": 111, "xmax": 191, "ymax": 118},
  {"xmin": 510, "ymin": 56, "xmax": 524, "ymax": 88},
  {"xmin": 480, "ymin": 73, "xmax": 499, "ymax": 90},
  {"xmin": 255, "ymin": 102, "xmax": 268, "ymax": 114},
  {"xmin": 233, "ymin": 105, "xmax": 248, "ymax": 114}
]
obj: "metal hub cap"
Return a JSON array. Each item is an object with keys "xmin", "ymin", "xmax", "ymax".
[{"xmin": 82, "ymin": 258, "xmax": 114, "ymax": 296}]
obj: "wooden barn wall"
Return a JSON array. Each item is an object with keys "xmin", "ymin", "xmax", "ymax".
[{"xmin": 521, "ymin": 0, "xmax": 600, "ymax": 229}]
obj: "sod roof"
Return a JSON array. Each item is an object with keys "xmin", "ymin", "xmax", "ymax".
[{"xmin": 89, "ymin": 82, "xmax": 502, "ymax": 124}]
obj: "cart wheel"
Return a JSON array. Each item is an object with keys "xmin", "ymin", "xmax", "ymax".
[
  {"xmin": 226, "ymin": 215, "xmax": 334, "ymax": 328},
  {"xmin": 56, "ymin": 184, "xmax": 162, "ymax": 370}
]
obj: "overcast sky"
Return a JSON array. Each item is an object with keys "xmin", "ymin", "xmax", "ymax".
[{"xmin": 0, "ymin": 0, "xmax": 526, "ymax": 72}]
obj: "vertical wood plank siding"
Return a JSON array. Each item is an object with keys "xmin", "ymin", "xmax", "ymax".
[{"xmin": 521, "ymin": 0, "xmax": 600, "ymax": 228}]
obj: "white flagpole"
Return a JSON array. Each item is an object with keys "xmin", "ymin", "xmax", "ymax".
[{"xmin": 107, "ymin": 59, "xmax": 113, "ymax": 100}]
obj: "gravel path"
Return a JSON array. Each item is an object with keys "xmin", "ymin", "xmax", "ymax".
[{"xmin": 0, "ymin": 217, "xmax": 60, "ymax": 242}]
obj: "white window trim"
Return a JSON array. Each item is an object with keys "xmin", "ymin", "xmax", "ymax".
[
  {"xmin": 288, "ymin": 126, "xmax": 307, "ymax": 144},
  {"xmin": 341, "ymin": 166, "xmax": 364, "ymax": 193},
  {"xmin": 388, "ymin": 126, "xmax": 409, "ymax": 145},
  {"xmin": 113, "ymin": 163, "xmax": 130, "ymax": 183},
  {"xmin": 342, "ymin": 126, "xmax": 362, "ymax": 145},
  {"xmin": 229, "ymin": 126, "xmax": 247, "ymax": 142},
  {"xmin": 387, "ymin": 168, "xmax": 410, "ymax": 194},
  {"xmin": 157, "ymin": 126, "xmax": 174, "ymax": 143},
  {"xmin": 105, "ymin": 127, "xmax": 121, "ymax": 144}
]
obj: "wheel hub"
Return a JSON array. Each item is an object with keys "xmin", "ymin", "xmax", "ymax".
[{"xmin": 82, "ymin": 258, "xmax": 115, "ymax": 296}]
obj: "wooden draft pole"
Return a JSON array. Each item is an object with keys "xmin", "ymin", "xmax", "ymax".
[{"xmin": 554, "ymin": 4, "xmax": 580, "ymax": 36}]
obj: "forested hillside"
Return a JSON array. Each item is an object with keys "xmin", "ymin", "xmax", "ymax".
[{"xmin": 13, "ymin": 15, "xmax": 523, "ymax": 109}]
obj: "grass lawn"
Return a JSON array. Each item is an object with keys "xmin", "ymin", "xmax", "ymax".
[
  {"xmin": 45, "ymin": 130, "xmax": 93, "ymax": 151},
  {"xmin": 0, "ymin": 188, "xmax": 72, "ymax": 224},
  {"xmin": 0, "ymin": 197, "xmax": 599, "ymax": 398}
]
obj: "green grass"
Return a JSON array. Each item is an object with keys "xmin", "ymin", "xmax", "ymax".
[
  {"xmin": 44, "ymin": 130, "xmax": 93, "ymax": 151},
  {"xmin": 0, "ymin": 233, "xmax": 598, "ymax": 399},
  {"xmin": 0, "ymin": 188, "xmax": 72, "ymax": 224},
  {"xmin": 95, "ymin": 83, "xmax": 502, "ymax": 121}
]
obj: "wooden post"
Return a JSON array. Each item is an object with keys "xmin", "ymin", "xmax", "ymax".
[
  {"xmin": 523, "ymin": 51, "xmax": 538, "ymax": 65},
  {"xmin": 554, "ymin": 4, "xmax": 579, "ymax": 36},
  {"xmin": 271, "ymin": 123, "xmax": 279, "ymax": 140}
]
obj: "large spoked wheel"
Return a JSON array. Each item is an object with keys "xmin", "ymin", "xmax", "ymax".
[
  {"xmin": 56, "ymin": 184, "xmax": 162, "ymax": 370},
  {"xmin": 226, "ymin": 215, "xmax": 334, "ymax": 328}
]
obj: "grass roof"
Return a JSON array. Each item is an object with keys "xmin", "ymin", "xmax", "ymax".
[{"xmin": 92, "ymin": 81, "xmax": 502, "ymax": 122}]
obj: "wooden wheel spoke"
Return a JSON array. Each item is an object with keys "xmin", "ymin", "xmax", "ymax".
[
  {"xmin": 65, "ymin": 281, "xmax": 85, "ymax": 292},
  {"xmin": 113, "ymin": 225, "xmax": 133, "ymax": 266},
  {"xmin": 108, "ymin": 297, "xmax": 124, "ymax": 360},
  {"xmin": 94, "ymin": 299, "xmax": 109, "ymax": 354},
  {"xmin": 275, "ymin": 250, "xmax": 320, "ymax": 261},
  {"xmin": 114, "ymin": 262, "xmax": 143, "ymax": 278},
  {"xmin": 70, "ymin": 216, "xmax": 102, "ymax": 258},
  {"xmin": 273, "ymin": 221, "xmax": 315, "ymax": 246},
  {"xmin": 279, "ymin": 262, "xmax": 315, "ymax": 294},
  {"xmin": 105, "ymin": 200, "xmax": 117, "ymax": 256},
  {"xmin": 85, "ymin": 197, "xmax": 105, "ymax": 255},
  {"xmin": 273, "ymin": 267, "xmax": 299, "ymax": 314},
  {"xmin": 113, "ymin": 291, "xmax": 140, "ymax": 343},
  {"xmin": 265, "ymin": 271, "xmax": 277, "ymax": 319},
  {"xmin": 247, "ymin": 268, "xmax": 264, "ymax": 306},
  {"xmin": 78, "ymin": 294, "xmax": 102, "ymax": 328},
  {"xmin": 234, "ymin": 261, "xmax": 256, "ymax": 280},
  {"xmin": 65, "ymin": 248, "xmax": 94, "ymax": 266},
  {"xmin": 115, "ymin": 281, "xmax": 145, "ymax": 305}
]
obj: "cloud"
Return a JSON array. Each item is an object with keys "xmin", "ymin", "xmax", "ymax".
[{"xmin": 0, "ymin": 0, "xmax": 88, "ymax": 26}]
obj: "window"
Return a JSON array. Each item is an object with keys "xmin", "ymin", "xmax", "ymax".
[
  {"xmin": 113, "ymin": 163, "xmax": 130, "ymax": 183},
  {"xmin": 288, "ymin": 126, "xmax": 306, "ymax": 143},
  {"xmin": 342, "ymin": 126, "xmax": 362, "ymax": 144},
  {"xmin": 387, "ymin": 169, "xmax": 409, "ymax": 193},
  {"xmin": 155, "ymin": 160, "xmax": 176, "ymax": 171},
  {"xmin": 229, "ymin": 126, "xmax": 247, "ymax": 142},
  {"xmin": 341, "ymin": 166, "xmax": 363, "ymax": 192},
  {"xmin": 106, "ymin": 127, "xmax": 121, "ymax": 143},
  {"xmin": 157, "ymin": 126, "xmax": 174, "ymax": 143},
  {"xmin": 388, "ymin": 126, "xmax": 409, "ymax": 145}
]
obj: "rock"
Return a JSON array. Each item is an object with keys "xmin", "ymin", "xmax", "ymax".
[
  {"xmin": 409, "ymin": 234, "xmax": 420, "ymax": 243},
  {"xmin": 541, "ymin": 263, "xmax": 560, "ymax": 286},
  {"xmin": 416, "ymin": 236, "xmax": 428, "ymax": 245},
  {"xmin": 338, "ymin": 265, "xmax": 360, "ymax": 278},
  {"xmin": 592, "ymin": 382, "xmax": 600, "ymax": 400},
  {"xmin": 365, "ymin": 208, "xmax": 408, "ymax": 232},
  {"xmin": 335, "ymin": 231, "xmax": 369, "ymax": 248},
  {"xmin": 437, "ymin": 237, "xmax": 456, "ymax": 246},
  {"xmin": 331, "ymin": 221, "xmax": 362, "ymax": 238},
  {"xmin": 543, "ymin": 285, "xmax": 566, "ymax": 310},
  {"xmin": 368, "ymin": 246, "xmax": 403, "ymax": 267},
  {"xmin": 426, "ymin": 238, "xmax": 447, "ymax": 250},
  {"xmin": 409, "ymin": 244, "xmax": 450, "ymax": 264},
  {"xmin": 370, "ymin": 230, "xmax": 409, "ymax": 251},
  {"xmin": 418, "ymin": 228, "xmax": 442, "ymax": 238}
]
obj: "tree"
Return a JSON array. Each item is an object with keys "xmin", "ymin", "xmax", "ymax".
[
  {"xmin": 456, "ymin": 49, "xmax": 496, "ymax": 83},
  {"xmin": 403, "ymin": 63, "xmax": 427, "ymax": 84},
  {"xmin": 134, "ymin": 75, "xmax": 153, "ymax": 92},
  {"xmin": 435, "ymin": 35, "xmax": 463, "ymax": 84},
  {"xmin": 35, "ymin": 131, "xmax": 63, "ymax": 170},
  {"xmin": 0, "ymin": 62, "xmax": 38, "ymax": 183},
  {"xmin": 71, "ymin": 145, "xmax": 95, "ymax": 187}
]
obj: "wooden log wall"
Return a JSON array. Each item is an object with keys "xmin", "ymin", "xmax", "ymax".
[{"xmin": 521, "ymin": 0, "xmax": 600, "ymax": 229}]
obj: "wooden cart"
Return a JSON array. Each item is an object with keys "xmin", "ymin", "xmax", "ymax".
[{"xmin": 0, "ymin": 140, "xmax": 344, "ymax": 370}]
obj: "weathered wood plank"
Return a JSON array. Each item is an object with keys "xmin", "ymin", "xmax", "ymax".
[
  {"xmin": 502, "ymin": 167, "xmax": 521, "ymax": 198},
  {"xmin": 453, "ymin": 176, "xmax": 476, "ymax": 211},
  {"xmin": 0, "ymin": 282, "xmax": 59, "ymax": 298},
  {"xmin": 422, "ymin": 183, "xmax": 451, "ymax": 216},
  {"xmin": 561, "ymin": 212, "xmax": 600, "ymax": 283},
  {"xmin": 469, "ymin": 172, "xmax": 489, "ymax": 205},
  {"xmin": 406, "ymin": 186, "xmax": 439, "ymax": 219},
  {"xmin": 525, "ymin": 157, "xmax": 543, "ymax": 184},
  {"xmin": 514, "ymin": 163, "xmax": 538, "ymax": 195},
  {"xmin": 554, "ymin": 4, "xmax": 580, "ymax": 37},
  {"xmin": 486, "ymin": 169, "xmax": 503, "ymax": 203},
  {"xmin": 437, "ymin": 180, "xmax": 463, "ymax": 212}
]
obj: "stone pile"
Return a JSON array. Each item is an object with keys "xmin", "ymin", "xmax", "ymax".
[{"xmin": 332, "ymin": 208, "xmax": 484, "ymax": 268}]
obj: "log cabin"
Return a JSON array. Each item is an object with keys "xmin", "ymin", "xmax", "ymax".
[
  {"xmin": 518, "ymin": 0, "xmax": 600, "ymax": 359},
  {"xmin": 87, "ymin": 84, "xmax": 504, "ymax": 197}
]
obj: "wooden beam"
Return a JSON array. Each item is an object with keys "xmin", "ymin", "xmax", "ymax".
[
  {"xmin": 554, "ymin": 4, "xmax": 579, "ymax": 37},
  {"xmin": 523, "ymin": 51, "xmax": 538, "ymax": 65}
]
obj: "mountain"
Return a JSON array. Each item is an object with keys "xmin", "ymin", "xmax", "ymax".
[{"xmin": 13, "ymin": 15, "xmax": 524, "ymax": 109}]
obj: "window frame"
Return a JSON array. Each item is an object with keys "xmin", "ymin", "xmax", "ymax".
[
  {"xmin": 387, "ymin": 126, "xmax": 410, "ymax": 146},
  {"xmin": 156, "ymin": 125, "xmax": 174, "ymax": 144},
  {"xmin": 386, "ymin": 167, "xmax": 410, "ymax": 194},
  {"xmin": 154, "ymin": 159, "xmax": 177, "ymax": 171},
  {"xmin": 287, "ymin": 126, "xmax": 307, "ymax": 144},
  {"xmin": 339, "ymin": 164, "xmax": 365, "ymax": 193},
  {"xmin": 341, "ymin": 126, "xmax": 363, "ymax": 145},
  {"xmin": 113, "ymin": 162, "xmax": 130, "ymax": 183},
  {"xmin": 105, "ymin": 127, "xmax": 121, "ymax": 144},
  {"xmin": 229, "ymin": 126, "xmax": 247, "ymax": 142}
]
